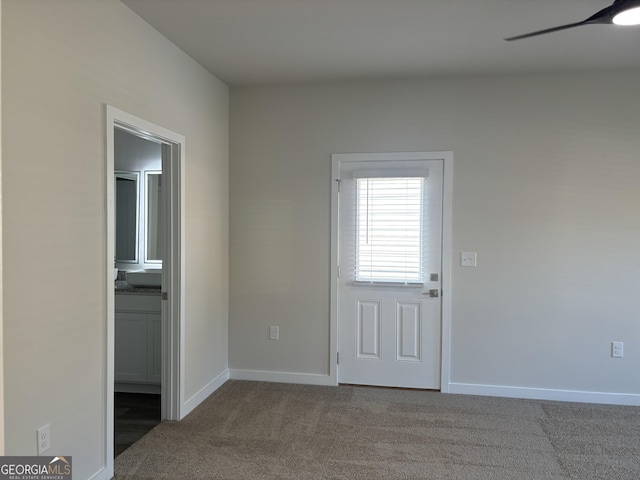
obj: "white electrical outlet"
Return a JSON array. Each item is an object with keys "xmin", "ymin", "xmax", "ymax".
[
  {"xmin": 269, "ymin": 326, "xmax": 279, "ymax": 340},
  {"xmin": 37, "ymin": 424, "xmax": 51, "ymax": 455},
  {"xmin": 461, "ymin": 252, "xmax": 477, "ymax": 267},
  {"xmin": 612, "ymin": 341, "xmax": 624, "ymax": 358}
]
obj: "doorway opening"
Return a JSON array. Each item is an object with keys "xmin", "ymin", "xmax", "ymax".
[
  {"xmin": 105, "ymin": 105, "xmax": 185, "ymax": 473},
  {"xmin": 113, "ymin": 127, "xmax": 163, "ymax": 456}
]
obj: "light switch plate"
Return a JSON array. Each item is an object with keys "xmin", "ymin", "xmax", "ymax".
[{"xmin": 461, "ymin": 252, "xmax": 477, "ymax": 267}]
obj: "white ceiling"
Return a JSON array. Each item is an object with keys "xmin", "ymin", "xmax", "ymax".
[{"xmin": 122, "ymin": 0, "xmax": 640, "ymax": 86}]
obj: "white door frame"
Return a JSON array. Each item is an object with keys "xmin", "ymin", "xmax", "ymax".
[
  {"xmin": 330, "ymin": 152, "xmax": 453, "ymax": 391},
  {"xmin": 104, "ymin": 105, "xmax": 185, "ymax": 475}
]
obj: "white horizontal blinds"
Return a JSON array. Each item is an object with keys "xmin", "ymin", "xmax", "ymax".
[{"xmin": 355, "ymin": 176, "xmax": 425, "ymax": 284}]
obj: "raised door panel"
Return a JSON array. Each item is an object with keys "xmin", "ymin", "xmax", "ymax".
[
  {"xmin": 115, "ymin": 312, "xmax": 148, "ymax": 383},
  {"xmin": 396, "ymin": 302, "xmax": 421, "ymax": 362},
  {"xmin": 357, "ymin": 300, "xmax": 381, "ymax": 359}
]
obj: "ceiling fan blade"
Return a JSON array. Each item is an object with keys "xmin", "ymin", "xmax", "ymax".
[
  {"xmin": 504, "ymin": 21, "xmax": 588, "ymax": 41},
  {"xmin": 504, "ymin": 0, "xmax": 631, "ymax": 41}
]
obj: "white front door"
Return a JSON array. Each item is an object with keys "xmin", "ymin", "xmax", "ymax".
[{"xmin": 336, "ymin": 154, "xmax": 443, "ymax": 389}]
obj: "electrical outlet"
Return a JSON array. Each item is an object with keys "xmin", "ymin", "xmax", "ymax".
[
  {"xmin": 269, "ymin": 326, "xmax": 279, "ymax": 340},
  {"xmin": 37, "ymin": 424, "xmax": 51, "ymax": 455},
  {"xmin": 612, "ymin": 341, "xmax": 624, "ymax": 358},
  {"xmin": 461, "ymin": 252, "xmax": 477, "ymax": 267}
]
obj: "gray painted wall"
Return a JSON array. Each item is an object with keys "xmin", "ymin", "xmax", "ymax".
[
  {"xmin": 2, "ymin": 0, "xmax": 228, "ymax": 477},
  {"xmin": 3, "ymin": 0, "xmax": 640, "ymax": 476},
  {"xmin": 229, "ymin": 71, "xmax": 640, "ymax": 397}
]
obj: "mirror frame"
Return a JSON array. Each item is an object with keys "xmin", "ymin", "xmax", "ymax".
[
  {"xmin": 114, "ymin": 170, "xmax": 140, "ymax": 264},
  {"xmin": 145, "ymin": 170, "xmax": 163, "ymax": 264}
]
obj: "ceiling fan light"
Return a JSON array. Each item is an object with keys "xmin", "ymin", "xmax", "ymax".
[{"xmin": 612, "ymin": 6, "xmax": 640, "ymax": 25}]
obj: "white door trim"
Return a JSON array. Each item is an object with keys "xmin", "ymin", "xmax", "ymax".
[
  {"xmin": 104, "ymin": 105, "xmax": 185, "ymax": 477},
  {"xmin": 330, "ymin": 151, "xmax": 452, "ymax": 391}
]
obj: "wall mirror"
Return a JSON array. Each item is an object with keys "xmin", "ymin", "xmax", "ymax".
[
  {"xmin": 145, "ymin": 171, "xmax": 163, "ymax": 263},
  {"xmin": 115, "ymin": 171, "xmax": 140, "ymax": 263}
]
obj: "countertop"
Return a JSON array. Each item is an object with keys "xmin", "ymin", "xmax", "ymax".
[{"xmin": 115, "ymin": 282, "xmax": 161, "ymax": 295}]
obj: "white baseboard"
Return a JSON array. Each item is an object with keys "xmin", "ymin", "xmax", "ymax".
[
  {"xmin": 89, "ymin": 466, "xmax": 111, "ymax": 480},
  {"xmin": 229, "ymin": 369, "xmax": 336, "ymax": 386},
  {"xmin": 448, "ymin": 382, "xmax": 640, "ymax": 406},
  {"xmin": 174, "ymin": 371, "xmax": 640, "ymax": 407},
  {"xmin": 181, "ymin": 369, "xmax": 230, "ymax": 418}
]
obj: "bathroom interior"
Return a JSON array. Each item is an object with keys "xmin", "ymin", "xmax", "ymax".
[{"xmin": 114, "ymin": 127, "xmax": 164, "ymax": 456}]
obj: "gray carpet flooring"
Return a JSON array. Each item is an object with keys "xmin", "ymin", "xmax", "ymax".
[{"xmin": 114, "ymin": 380, "xmax": 640, "ymax": 479}]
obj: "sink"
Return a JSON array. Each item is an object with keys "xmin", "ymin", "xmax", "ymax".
[{"xmin": 126, "ymin": 269, "xmax": 162, "ymax": 287}]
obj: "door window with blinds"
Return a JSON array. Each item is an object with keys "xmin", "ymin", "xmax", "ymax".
[{"xmin": 349, "ymin": 171, "xmax": 428, "ymax": 286}]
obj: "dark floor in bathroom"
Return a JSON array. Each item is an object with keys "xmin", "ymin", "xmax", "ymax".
[{"xmin": 114, "ymin": 392, "xmax": 161, "ymax": 457}]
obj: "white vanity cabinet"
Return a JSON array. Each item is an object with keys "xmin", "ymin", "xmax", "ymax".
[{"xmin": 115, "ymin": 293, "xmax": 162, "ymax": 392}]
